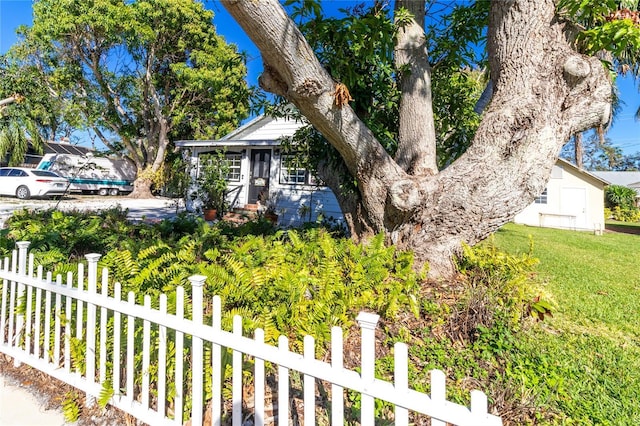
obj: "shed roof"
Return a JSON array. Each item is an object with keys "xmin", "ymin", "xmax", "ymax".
[{"xmin": 556, "ymin": 158, "xmax": 609, "ymax": 186}]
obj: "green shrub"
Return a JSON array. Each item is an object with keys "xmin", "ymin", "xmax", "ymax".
[
  {"xmin": 455, "ymin": 238, "xmax": 540, "ymax": 338},
  {"xmin": 195, "ymin": 230, "xmax": 422, "ymax": 348},
  {"xmin": 610, "ymin": 205, "xmax": 640, "ymax": 222},
  {"xmin": 605, "ymin": 184, "xmax": 637, "ymax": 209}
]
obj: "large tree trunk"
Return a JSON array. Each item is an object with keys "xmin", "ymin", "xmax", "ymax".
[
  {"xmin": 315, "ymin": 159, "xmax": 374, "ymax": 240},
  {"xmin": 129, "ymin": 176, "xmax": 155, "ymax": 199},
  {"xmin": 128, "ymin": 126, "xmax": 170, "ymax": 199},
  {"xmin": 222, "ymin": 0, "xmax": 612, "ymax": 278}
]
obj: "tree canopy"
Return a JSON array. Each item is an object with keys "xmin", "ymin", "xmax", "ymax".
[
  {"xmin": 0, "ymin": 55, "xmax": 78, "ymax": 165},
  {"xmin": 221, "ymin": 0, "xmax": 629, "ymax": 276},
  {"xmin": 4, "ymin": 0, "xmax": 250, "ymax": 196}
]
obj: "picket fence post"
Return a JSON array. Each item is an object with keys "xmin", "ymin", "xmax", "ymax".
[
  {"xmin": 85, "ymin": 253, "xmax": 101, "ymax": 406},
  {"xmin": 356, "ymin": 312, "xmax": 380, "ymax": 426},
  {"xmin": 211, "ymin": 296, "xmax": 223, "ymax": 426},
  {"xmin": 232, "ymin": 315, "xmax": 243, "ymax": 426},
  {"xmin": 9, "ymin": 241, "xmax": 31, "ymax": 367},
  {"xmin": 174, "ymin": 286, "xmax": 185, "ymax": 425},
  {"xmin": 13, "ymin": 241, "xmax": 30, "ymax": 366},
  {"xmin": 7, "ymin": 250, "xmax": 16, "ymax": 349},
  {"xmin": 303, "ymin": 334, "xmax": 315, "ymax": 426},
  {"xmin": 277, "ymin": 335, "xmax": 289, "ymax": 426},
  {"xmin": 394, "ymin": 342, "xmax": 409, "ymax": 426},
  {"xmin": 331, "ymin": 326, "xmax": 344, "ymax": 426},
  {"xmin": 24, "ymin": 253, "xmax": 34, "ymax": 357},
  {"xmin": 190, "ymin": 275, "xmax": 206, "ymax": 426},
  {"xmin": 75, "ymin": 263, "xmax": 85, "ymax": 375},
  {"xmin": 0, "ymin": 257, "xmax": 9, "ymax": 346},
  {"xmin": 431, "ymin": 369, "xmax": 447, "ymax": 426}
]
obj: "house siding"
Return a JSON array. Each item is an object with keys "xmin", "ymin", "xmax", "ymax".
[{"xmin": 514, "ymin": 161, "xmax": 605, "ymax": 231}]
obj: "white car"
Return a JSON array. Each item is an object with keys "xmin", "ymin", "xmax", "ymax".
[{"xmin": 0, "ymin": 167, "xmax": 69, "ymax": 199}]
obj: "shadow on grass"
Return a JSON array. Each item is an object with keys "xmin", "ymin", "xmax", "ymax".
[{"xmin": 605, "ymin": 222, "xmax": 640, "ymax": 235}]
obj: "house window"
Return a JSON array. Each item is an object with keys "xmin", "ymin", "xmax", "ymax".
[
  {"xmin": 280, "ymin": 155, "xmax": 309, "ymax": 185},
  {"xmin": 225, "ymin": 153, "xmax": 242, "ymax": 182},
  {"xmin": 534, "ymin": 188, "xmax": 548, "ymax": 204},
  {"xmin": 198, "ymin": 151, "xmax": 242, "ymax": 182}
]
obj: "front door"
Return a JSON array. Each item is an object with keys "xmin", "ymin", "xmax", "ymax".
[{"xmin": 248, "ymin": 149, "xmax": 271, "ymax": 204}]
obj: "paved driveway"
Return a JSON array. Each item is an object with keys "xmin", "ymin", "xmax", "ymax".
[
  {"xmin": 0, "ymin": 195, "xmax": 185, "ymax": 228},
  {"xmin": 0, "ymin": 373, "xmax": 70, "ymax": 426}
]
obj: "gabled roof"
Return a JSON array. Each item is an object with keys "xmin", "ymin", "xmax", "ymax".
[
  {"xmin": 557, "ymin": 158, "xmax": 609, "ymax": 186},
  {"xmin": 175, "ymin": 114, "xmax": 307, "ymax": 148}
]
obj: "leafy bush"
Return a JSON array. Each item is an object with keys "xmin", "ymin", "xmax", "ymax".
[
  {"xmin": 197, "ymin": 230, "xmax": 422, "ymax": 347},
  {"xmin": 610, "ymin": 205, "xmax": 640, "ymax": 222},
  {"xmin": 605, "ymin": 184, "xmax": 637, "ymax": 209},
  {"xmin": 454, "ymin": 238, "xmax": 540, "ymax": 339}
]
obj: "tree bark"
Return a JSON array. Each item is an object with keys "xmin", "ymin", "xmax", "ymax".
[
  {"xmin": 394, "ymin": 0, "xmax": 438, "ymax": 175},
  {"xmin": 129, "ymin": 176, "xmax": 154, "ymax": 199},
  {"xmin": 314, "ymin": 159, "xmax": 375, "ymax": 240},
  {"xmin": 223, "ymin": 0, "xmax": 612, "ymax": 278},
  {"xmin": 575, "ymin": 132, "xmax": 584, "ymax": 168}
]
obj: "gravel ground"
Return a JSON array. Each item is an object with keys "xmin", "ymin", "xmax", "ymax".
[{"xmin": 0, "ymin": 195, "xmax": 185, "ymax": 228}]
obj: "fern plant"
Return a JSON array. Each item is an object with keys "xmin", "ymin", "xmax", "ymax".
[{"xmin": 62, "ymin": 391, "xmax": 81, "ymax": 422}]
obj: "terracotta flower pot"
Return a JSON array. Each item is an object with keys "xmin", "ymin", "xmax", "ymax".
[{"xmin": 203, "ymin": 209, "xmax": 217, "ymax": 221}]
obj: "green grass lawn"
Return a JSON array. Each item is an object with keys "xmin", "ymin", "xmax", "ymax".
[{"xmin": 491, "ymin": 224, "xmax": 640, "ymax": 425}]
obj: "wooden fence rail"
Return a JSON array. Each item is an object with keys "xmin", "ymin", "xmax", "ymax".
[{"xmin": 0, "ymin": 241, "xmax": 502, "ymax": 426}]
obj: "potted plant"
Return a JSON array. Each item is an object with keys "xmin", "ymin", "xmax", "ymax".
[
  {"xmin": 197, "ymin": 150, "xmax": 230, "ymax": 220},
  {"xmin": 259, "ymin": 191, "xmax": 280, "ymax": 224}
]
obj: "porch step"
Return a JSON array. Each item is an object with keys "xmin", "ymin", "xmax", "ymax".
[{"xmin": 242, "ymin": 203, "xmax": 260, "ymax": 211}]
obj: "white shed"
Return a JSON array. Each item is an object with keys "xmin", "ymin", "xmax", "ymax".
[
  {"xmin": 176, "ymin": 115, "xmax": 343, "ymax": 227},
  {"xmin": 513, "ymin": 158, "xmax": 607, "ymax": 232}
]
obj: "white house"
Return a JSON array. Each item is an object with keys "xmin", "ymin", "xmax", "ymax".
[
  {"xmin": 176, "ymin": 115, "xmax": 343, "ymax": 227},
  {"xmin": 513, "ymin": 158, "xmax": 607, "ymax": 232}
]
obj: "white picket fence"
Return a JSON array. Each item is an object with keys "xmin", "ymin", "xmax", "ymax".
[{"xmin": 0, "ymin": 241, "xmax": 502, "ymax": 426}]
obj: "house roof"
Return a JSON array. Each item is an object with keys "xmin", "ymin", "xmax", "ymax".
[
  {"xmin": 175, "ymin": 114, "xmax": 307, "ymax": 148},
  {"xmin": 556, "ymin": 158, "xmax": 609, "ymax": 186},
  {"xmin": 591, "ymin": 170, "xmax": 640, "ymax": 187},
  {"xmin": 45, "ymin": 141, "xmax": 92, "ymax": 156}
]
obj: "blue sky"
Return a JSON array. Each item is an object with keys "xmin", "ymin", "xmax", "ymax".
[{"xmin": 1, "ymin": 0, "xmax": 639, "ymax": 154}]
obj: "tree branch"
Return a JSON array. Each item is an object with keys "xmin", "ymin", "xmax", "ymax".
[
  {"xmin": 394, "ymin": 0, "xmax": 438, "ymax": 175},
  {"xmin": 221, "ymin": 0, "xmax": 406, "ymax": 182}
]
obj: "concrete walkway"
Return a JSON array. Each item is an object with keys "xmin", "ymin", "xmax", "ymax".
[{"xmin": 0, "ymin": 373, "xmax": 71, "ymax": 426}]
